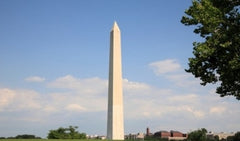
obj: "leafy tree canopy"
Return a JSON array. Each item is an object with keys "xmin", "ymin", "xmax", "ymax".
[
  {"xmin": 226, "ymin": 132, "xmax": 240, "ymax": 141},
  {"xmin": 15, "ymin": 134, "xmax": 41, "ymax": 139},
  {"xmin": 0, "ymin": 134, "xmax": 41, "ymax": 139},
  {"xmin": 233, "ymin": 132, "xmax": 240, "ymax": 141},
  {"xmin": 181, "ymin": 0, "xmax": 240, "ymax": 100},
  {"xmin": 47, "ymin": 125, "xmax": 86, "ymax": 139},
  {"xmin": 187, "ymin": 128, "xmax": 208, "ymax": 141}
]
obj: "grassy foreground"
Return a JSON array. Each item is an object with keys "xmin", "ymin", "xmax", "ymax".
[{"xmin": 0, "ymin": 139, "xmax": 101, "ymax": 141}]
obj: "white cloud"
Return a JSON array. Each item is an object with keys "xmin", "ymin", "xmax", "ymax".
[
  {"xmin": 42, "ymin": 105, "xmax": 58, "ymax": 113},
  {"xmin": 65, "ymin": 104, "xmax": 86, "ymax": 112},
  {"xmin": 209, "ymin": 106, "xmax": 226, "ymax": 115},
  {"xmin": 48, "ymin": 92, "xmax": 107, "ymax": 112},
  {"xmin": 180, "ymin": 105, "xmax": 205, "ymax": 119},
  {"xmin": 0, "ymin": 88, "xmax": 15, "ymax": 110},
  {"xmin": 149, "ymin": 59, "xmax": 181, "ymax": 75},
  {"xmin": 165, "ymin": 73, "xmax": 200, "ymax": 88},
  {"xmin": 168, "ymin": 94, "xmax": 198, "ymax": 103},
  {"xmin": 48, "ymin": 75, "xmax": 108, "ymax": 95},
  {"xmin": 1, "ymin": 74, "xmax": 240, "ymax": 136},
  {"xmin": 123, "ymin": 79, "xmax": 150, "ymax": 91},
  {"xmin": 0, "ymin": 88, "xmax": 42, "ymax": 111},
  {"xmin": 25, "ymin": 76, "xmax": 45, "ymax": 82},
  {"xmin": 149, "ymin": 59, "xmax": 201, "ymax": 89},
  {"xmin": 123, "ymin": 79, "xmax": 152, "ymax": 97},
  {"xmin": 43, "ymin": 75, "xmax": 108, "ymax": 113}
]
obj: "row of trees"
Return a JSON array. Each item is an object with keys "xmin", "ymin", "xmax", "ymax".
[
  {"xmin": 1, "ymin": 127, "xmax": 239, "ymax": 141},
  {"xmin": 0, "ymin": 126, "xmax": 86, "ymax": 139},
  {"xmin": 187, "ymin": 128, "xmax": 240, "ymax": 141},
  {"xmin": 144, "ymin": 128, "xmax": 240, "ymax": 141},
  {"xmin": 0, "ymin": 134, "xmax": 41, "ymax": 139}
]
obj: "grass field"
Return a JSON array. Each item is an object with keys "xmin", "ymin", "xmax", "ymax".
[
  {"xmin": 0, "ymin": 140, "xmax": 141, "ymax": 141},
  {"xmin": 0, "ymin": 139, "xmax": 101, "ymax": 141},
  {"xmin": 0, "ymin": 139, "xmax": 139, "ymax": 141}
]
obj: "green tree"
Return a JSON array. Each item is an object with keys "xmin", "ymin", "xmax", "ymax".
[
  {"xmin": 227, "ymin": 135, "xmax": 234, "ymax": 141},
  {"xmin": 213, "ymin": 135, "xmax": 219, "ymax": 141},
  {"xmin": 47, "ymin": 127, "xmax": 68, "ymax": 139},
  {"xmin": 206, "ymin": 135, "xmax": 219, "ymax": 141},
  {"xmin": 187, "ymin": 128, "xmax": 207, "ymax": 141},
  {"xmin": 15, "ymin": 134, "xmax": 40, "ymax": 139},
  {"xmin": 233, "ymin": 132, "xmax": 240, "ymax": 141},
  {"xmin": 181, "ymin": 0, "xmax": 240, "ymax": 100},
  {"xmin": 47, "ymin": 125, "xmax": 86, "ymax": 139}
]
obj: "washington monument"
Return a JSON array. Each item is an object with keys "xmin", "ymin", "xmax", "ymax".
[{"xmin": 107, "ymin": 22, "xmax": 124, "ymax": 140}]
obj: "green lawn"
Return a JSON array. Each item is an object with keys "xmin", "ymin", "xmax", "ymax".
[{"xmin": 0, "ymin": 139, "xmax": 101, "ymax": 141}]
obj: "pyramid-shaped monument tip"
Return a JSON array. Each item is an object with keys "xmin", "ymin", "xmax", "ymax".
[{"xmin": 111, "ymin": 21, "xmax": 120, "ymax": 31}]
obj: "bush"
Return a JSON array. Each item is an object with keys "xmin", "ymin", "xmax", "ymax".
[{"xmin": 47, "ymin": 125, "xmax": 86, "ymax": 139}]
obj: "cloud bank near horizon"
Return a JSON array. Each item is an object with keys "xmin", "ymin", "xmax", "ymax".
[{"xmin": 0, "ymin": 59, "xmax": 240, "ymax": 137}]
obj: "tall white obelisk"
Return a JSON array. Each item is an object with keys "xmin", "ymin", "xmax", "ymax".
[{"xmin": 107, "ymin": 21, "xmax": 124, "ymax": 140}]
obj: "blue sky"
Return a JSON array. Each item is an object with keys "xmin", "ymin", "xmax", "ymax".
[{"xmin": 0, "ymin": 0, "xmax": 239, "ymax": 138}]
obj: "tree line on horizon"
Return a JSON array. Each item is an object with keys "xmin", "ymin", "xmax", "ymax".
[
  {"xmin": 0, "ymin": 127, "xmax": 240, "ymax": 141},
  {"xmin": 0, "ymin": 126, "xmax": 86, "ymax": 140},
  {"xmin": 0, "ymin": 134, "xmax": 41, "ymax": 139},
  {"xmin": 145, "ymin": 128, "xmax": 240, "ymax": 141}
]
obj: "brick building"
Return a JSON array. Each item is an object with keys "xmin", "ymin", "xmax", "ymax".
[
  {"xmin": 154, "ymin": 131, "xmax": 171, "ymax": 138},
  {"xmin": 154, "ymin": 130, "xmax": 187, "ymax": 140},
  {"xmin": 170, "ymin": 130, "xmax": 187, "ymax": 137}
]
